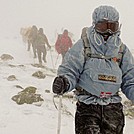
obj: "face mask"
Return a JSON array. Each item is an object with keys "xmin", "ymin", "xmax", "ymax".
[{"xmin": 100, "ymin": 32, "xmax": 113, "ymax": 41}]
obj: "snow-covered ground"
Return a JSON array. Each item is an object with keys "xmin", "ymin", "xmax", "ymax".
[
  {"xmin": 0, "ymin": 35, "xmax": 133, "ymax": 134},
  {"xmin": 0, "ymin": 36, "xmax": 75, "ymax": 134}
]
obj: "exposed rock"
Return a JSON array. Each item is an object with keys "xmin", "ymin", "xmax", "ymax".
[
  {"xmin": 123, "ymin": 100, "xmax": 134, "ymax": 119},
  {"xmin": 124, "ymin": 107, "xmax": 134, "ymax": 119},
  {"xmin": 8, "ymin": 64, "xmax": 16, "ymax": 68},
  {"xmin": 18, "ymin": 64, "xmax": 25, "ymax": 67},
  {"xmin": 45, "ymin": 89, "xmax": 50, "ymax": 93},
  {"xmin": 32, "ymin": 71, "xmax": 46, "ymax": 79},
  {"xmin": 14, "ymin": 85, "xmax": 24, "ymax": 89},
  {"xmin": 1, "ymin": 54, "xmax": 14, "ymax": 61},
  {"xmin": 19, "ymin": 86, "xmax": 37, "ymax": 94},
  {"xmin": 8, "ymin": 64, "xmax": 25, "ymax": 68},
  {"xmin": 12, "ymin": 93, "xmax": 44, "ymax": 105},
  {"xmin": 11, "ymin": 86, "xmax": 44, "ymax": 106},
  {"xmin": 31, "ymin": 63, "xmax": 44, "ymax": 68},
  {"xmin": 7, "ymin": 75, "xmax": 17, "ymax": 81},
  {"xmin": 31, "ymin": 63, "xmax": 57, "ymax": 73}
]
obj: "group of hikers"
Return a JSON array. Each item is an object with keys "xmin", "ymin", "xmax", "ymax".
[
  {"xmin": 20, "ymin": 26, "xmax": 73, "ymax": 65},
  {"xmin": 20, "ymin": 5, "xmax": 134, "ymax": 134}
]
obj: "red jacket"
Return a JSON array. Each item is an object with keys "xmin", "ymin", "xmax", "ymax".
[{"xmin": 55, "ymin": 33, "xmax": 72, "ymax": 54}]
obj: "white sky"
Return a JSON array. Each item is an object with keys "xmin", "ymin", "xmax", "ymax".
[{"xmin": 0, "ymin": 0, "xmax": 134, "ymax": 48}]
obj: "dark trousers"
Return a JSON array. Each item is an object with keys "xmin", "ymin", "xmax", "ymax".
[
  {"xmin": 27, "ymin": 40, "xmax": 31, "ymax": 51},
  {"xmin": 36, "ymin": 45, "xmax": 47, "ymax": 64},
  {"xmin": 32, "ymin": 42, "xmax": 37, "ymax": 58},
  {"xmin": 75, "ymin": 102, "xmax": 125, "ymax": 134}
]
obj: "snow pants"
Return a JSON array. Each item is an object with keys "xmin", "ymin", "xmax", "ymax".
[{"xmin": 75, "ymin": 101, "xmax": 125, "ymax": 134}]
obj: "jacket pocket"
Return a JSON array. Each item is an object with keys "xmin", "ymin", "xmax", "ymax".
[{"xmin": 89, "ymin": 68, "xmax": 122, "ymax": 85}]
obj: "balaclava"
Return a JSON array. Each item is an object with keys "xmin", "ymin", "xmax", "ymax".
[{"xmin": 92, "ymin": 5, "xmax": 119, "ymax": 41}]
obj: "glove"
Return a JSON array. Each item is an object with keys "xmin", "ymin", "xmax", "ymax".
[{"xmin": 52, "ymin": 76, "xmax": 69, "ymax": 95}]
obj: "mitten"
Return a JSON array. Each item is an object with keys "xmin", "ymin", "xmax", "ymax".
[{"xmin": 52, "ymin": 76, "xmax": 69, "ymax": 95}]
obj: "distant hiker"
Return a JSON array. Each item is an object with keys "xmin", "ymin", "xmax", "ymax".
[
  {"xmin": 28, "ymin": 25, "xmax": 38, "ymax": 58},
  {"xmin": 36, "ymin": 28, "xmax": 51, "ymax": 65},
  {"xmin": 20, "ymin": 27, "xmax": 31, "ymax": 46},
  {"xmin": 52, "ymin": 5, "xmax": 134, "ymax": 134},
  {"xmin": 55, "ymin": 29, "xmax": 73, "ymax": 63},
  {"xmin": 20, "ymin": 27, "xmax": 26, "ymax": 43},
  {"xmin": 25, "ymin": 27, "xmax": 32, "ymax": 51}
]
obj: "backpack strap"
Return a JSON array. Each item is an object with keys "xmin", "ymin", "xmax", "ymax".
[
  {"xmin": 117, "ymin": 43, "xmax": 124, "ymax": 67},
  {"xmin": 81, "ymin": 27, "xmax": 124, "ymax": 66},
  {"xmin": 81, "ymin": 27, "xmax": 91, "ymax": 60},
  {"xmin": 76, "ymin": 27, "xmax": 89, "ymax": 83},
  {"xmin": 81, "ymin": 27, "xmax": 113, "ymax": 60}
]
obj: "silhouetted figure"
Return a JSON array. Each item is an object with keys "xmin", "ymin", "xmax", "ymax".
[
  {"xmin": 36, "ymin": 28, "xmax": 51, "ymax": 65},
  {"xmin": 28, "ymin": 25, "xmax": 38, "ymax": 58},
  {"xmin": 20, "ymin": 27, "xmax": 32, "ymax": 50},
  {"xmin": 55, "ymin": 29, "xmax": 73, "ymax": 63}
]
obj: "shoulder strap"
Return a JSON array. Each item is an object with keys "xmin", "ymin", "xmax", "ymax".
[
  {"xmin": 81, "ymin": 27, "xmax": 91, "ymax": 59},
  {"xmin": 81, "ymin": 27, "xmax": 124, "ymax": 66},
  {"xmin": 81, "ymin": 27, "xmax": 112, "ymax": 60},
  {"xmin": 117, "ymin": 43, "xmax": 124, "ymax": 67},
  {"xmin": 76, "ymin": 27, "xmax": 89, "ymax": 83}
]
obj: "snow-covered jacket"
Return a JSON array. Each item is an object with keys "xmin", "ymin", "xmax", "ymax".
[{"xmin": 57, "ymin": 26, "xmax": 134, "ymax": 105}]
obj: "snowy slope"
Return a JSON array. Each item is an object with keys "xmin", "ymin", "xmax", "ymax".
[
  {"xmin": 0, "ymin": 36, "xmax": 134, "ymax": 134},
  {"xmin": 0, "ymin": 36, "xmax": 75, "ymax": 134}
]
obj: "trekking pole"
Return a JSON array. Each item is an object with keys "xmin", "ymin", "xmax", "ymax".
[
  {"xmin": 49, "ymin": 49, "xmax": 55, "ymax": 70},
  {"xmin": 57, "ymin": 95, "xmax": 62, "ymax": 134},
  {"xmin": 54, "ymin": 54, "xmax": 59, "ymax": 68}
]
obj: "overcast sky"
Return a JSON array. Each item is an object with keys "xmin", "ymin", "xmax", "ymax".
[{"xmin": 0, "ymin": 0, "xmax": 134, "ymax": 48}]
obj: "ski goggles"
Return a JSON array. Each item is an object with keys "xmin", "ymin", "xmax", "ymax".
[{"xmin": 95, "ymin": 20, "xmax": 119, "ymax": 34}]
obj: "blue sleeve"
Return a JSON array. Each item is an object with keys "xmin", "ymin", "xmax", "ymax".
[
  {"xmin": 57, "ymin": 39, "xmax": 85, "ymax": 91},
  {"xmin": 121, "ymin": 45, "xmax": 134, "ymax": 102}
]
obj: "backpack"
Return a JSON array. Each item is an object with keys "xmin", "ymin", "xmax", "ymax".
[{"xmin": 81, "ymin": 27, "xmax": 124, "ymax": 67}]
